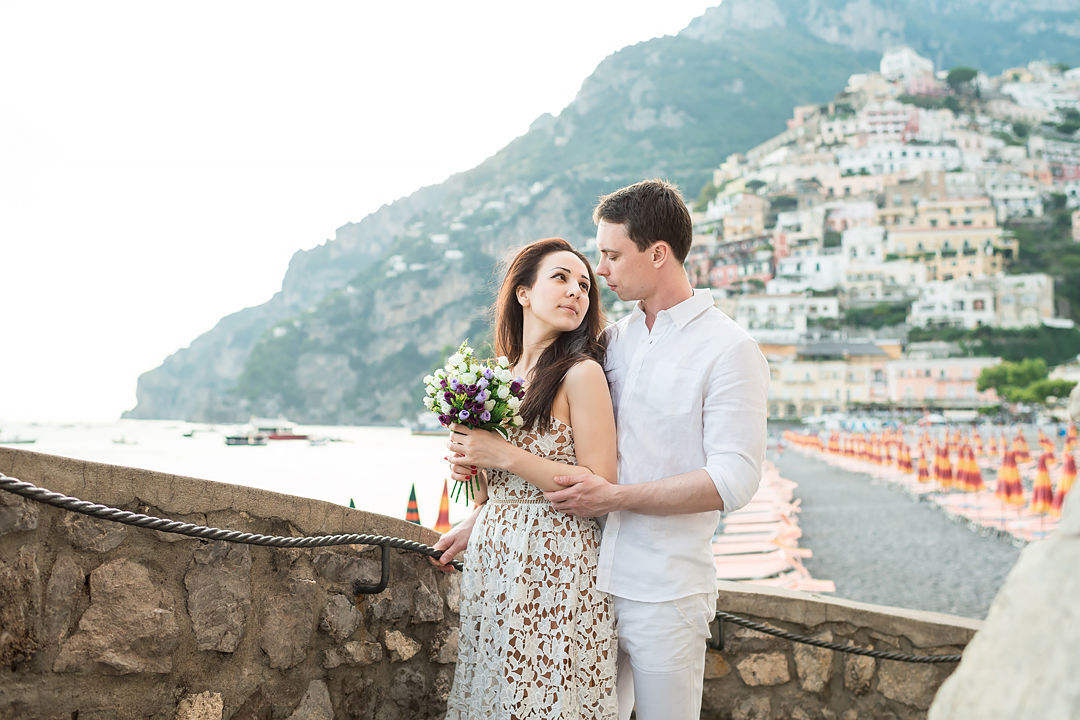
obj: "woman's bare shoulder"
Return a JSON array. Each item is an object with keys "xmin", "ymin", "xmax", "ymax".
[{"xmin": 562, "ymin": 357, "xmax": 607, "ymax": 390}]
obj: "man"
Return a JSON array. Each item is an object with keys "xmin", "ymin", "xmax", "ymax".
[
  {"xmin": 434, "ymin": 178, "xmax": 769, "ymax": 720},
  {"xmin": 544, "ymin": 179, "xmax": 769, "ymax": 720}
]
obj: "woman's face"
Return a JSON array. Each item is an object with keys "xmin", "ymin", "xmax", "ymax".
[{"xmin": 519, "ymin": 250, "xmax": 592, "ymax": 333}]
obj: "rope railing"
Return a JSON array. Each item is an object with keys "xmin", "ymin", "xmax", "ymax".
[
  {"xmin": 1, "ymin": 472, "xmax": 964, "ymax": 663},
  {"xmin": 710, "ymin": 611, "xmax": 963, "ymax": 663},
  {"xmin": 0, "ymin": 473, "xmax": 463, "ymax": 575}
]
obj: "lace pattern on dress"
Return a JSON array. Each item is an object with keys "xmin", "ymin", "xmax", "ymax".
[{"xmin": 445, "ymin": 418, "xmax": 618, "ymax": 720}]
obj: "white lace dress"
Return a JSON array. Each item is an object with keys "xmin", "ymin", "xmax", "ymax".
[{"xmin": 445, "ymin": 418, "xmax": 618, "ymax": 720}]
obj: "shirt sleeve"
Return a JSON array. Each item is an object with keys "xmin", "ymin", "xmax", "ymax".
[{"xmin": 701, "ymin": 337, "xmax": 770, "ymax": 513}]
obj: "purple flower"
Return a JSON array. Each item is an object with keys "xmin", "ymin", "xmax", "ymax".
[
  {"xmin": 509, "ymin": 381, "xmax": 521, "ymax": 395},
  {"xmin": 477, "ymin": 389, "xmax": 489, "ymax": 402},
  {"xmin": 438, "ymin": 414, "xmax": 450, "ymax": 425},
  {"xmin": 480, "ymin": 410, "xmax": 492, "ymax": 422},
  {"xmin": 477, "ymin": 377, "xmax": 489, "ymax": 390},
  {"xmin": 449, "ymin": 378, "xmax": 460, "ymax": 390},
  {"xmin": 458, "ymin": 410, "xmax": 470, "ymax": 421},
  {"xmin": 443, "ymin": 391, "xmax": 454, "ymax": 403},
  {"xmin": 483, "ymin": 368, "xmax": 494, "ymax": 380},
  {"xmin": 440, "ymin": 379, "xmax": 448, "ymax": 389}
]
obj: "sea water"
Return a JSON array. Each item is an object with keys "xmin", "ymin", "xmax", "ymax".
[{"xmin": 0, "ymin": 419, "xmax": 471, "ymax": 528}]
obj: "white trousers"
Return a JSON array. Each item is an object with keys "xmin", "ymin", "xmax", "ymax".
[{"xmin": 613, "ymin": 593, "xmax": 716, "ymax": 720}]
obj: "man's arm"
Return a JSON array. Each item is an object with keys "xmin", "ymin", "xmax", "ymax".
[{"xmin": 546, "ymin": 337, "xmax": 769, "ymax": 517}]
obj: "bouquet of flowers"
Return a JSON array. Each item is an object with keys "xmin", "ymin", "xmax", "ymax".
[{"xmin": 423, "ymin": 341, "xmax": 526, "ymax": 503}]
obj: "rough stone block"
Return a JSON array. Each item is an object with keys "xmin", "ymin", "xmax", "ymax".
[
  {"xmin": 390, "ymin": 667, "xmax": 427, "ymax": 712},
  {"xmin": 0, "ymin": 491, "xmax": 38, "ymax": 535},
  {"xmin": 0, "ymin": 546, "xmax": 41, "ymax": 668},
  {"xmin": 369, "ymin": 584, "xmax": 413, "ymax": 621},
  {"xmin": 320, "ymin": 593, "xmax": 361, "ymax": 642},
  {"xmin": 412, "ymin": 571, "xmax": 445, "ymax": 623},
  {"xmin": 185, "ymin": 541, "xmax": 251, "ymax": 652},
  {"xmin": 325, "ymin": 640, "xmax": 384, "ymax": 669},
  {"xmin": 731, "ymin": 695, "xmax": 771, "ymax": 720},
  {"xmin": 703, "ymin": 649, "xmax": 730, "ymax": 679},
  {"xmin": 231, "ymin": 686, "xmax": 271, "ymax": 720},
  {"xmin": 736, "ymin": 652, "xmax": 791, "ymax": 686},
  {"xmin": 286, "ymin": 680, "xmax": 333, "ymax": 720},
  {"xmin": 44, "ymin": 554, "xmax": 84, "ymax": 644},
  {"xmin": 60, "ymin": 513, "xmax": 127, "ymax": 552},
  {"xmin": 175, "ymin": 691, "xmax": 223, "ymax": 720},
  {"xmin": 430, "ymin": 626, "xmax": 459, "ymax": 664},
  {"xmin": 385, "ymin": 629, "xmax": 421, "ymax": 662},
  {"xmin": 844, "ymin": 652, "xmax": 876, "ymax": 696},
  {"xmin": 314, "ymin": 548, "xmax": 382, "ymax": 588},
  {"xmin": 258, "ymin": 574, "xmax": 319, "ymax": 669},
  {"xmin": 53, "ymin": 558, "xmax": 178, "ymax": 674},
  {"xmin": 793, "ymin": 630, "xmax": 834, "ymax": 692},
  {"xmin": 877, "ymin": 660, "xmax": 937, "ymax": 709},
  {"xmin": 442, "ymin": 572, "xmax": 461, "ymax": 614}
]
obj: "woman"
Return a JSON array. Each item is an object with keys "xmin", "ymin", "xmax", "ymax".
[{"xmin": 438, "ymin": 237, "xmax": 618, "ymax": 719}]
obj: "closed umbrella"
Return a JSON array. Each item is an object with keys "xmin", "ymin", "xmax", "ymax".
[{"xmin": 1051, "ymin": 454, "xmax": 1076, "ymax": 518}]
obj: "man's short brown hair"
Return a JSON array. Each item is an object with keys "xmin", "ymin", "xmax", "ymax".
[{"xmin": 593, "ymin": 178, "xmax": 693, "ymax": 263}]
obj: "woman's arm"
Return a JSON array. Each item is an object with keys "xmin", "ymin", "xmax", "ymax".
[{"xmin": 446, "ymin": 359, "xmax": 617, "ymax": 493}]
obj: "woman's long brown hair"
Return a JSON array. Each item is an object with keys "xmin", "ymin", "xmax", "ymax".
[{"xmin": 493, "ymin": 238, "xmax": 606, "ymax": 433}]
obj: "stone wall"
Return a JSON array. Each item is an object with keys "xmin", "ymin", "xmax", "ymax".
[
  {"xmin": 1, "ymin": 447, "xmax": 982, "ymax": 719},
  {"xmin": 0, "ymin": 448, "xmax": 459, "ymax": 720},
  {"xmin": 703, "ymin": 584, "xmax": 980, "ymax": 720}
]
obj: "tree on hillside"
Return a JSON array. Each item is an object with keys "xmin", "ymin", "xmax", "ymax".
[
  {"xmin": 946, "ymin": 67, "xmax": 978, "ymax": 92},
  {"xmin": 976, "ymin": 358, "xmax": 1075, "ymax": 404}
]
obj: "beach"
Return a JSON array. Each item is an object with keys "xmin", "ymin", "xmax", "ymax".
[{"xmin": 771, "ymin": 447, "xmax": 1022, "ymax": 619}]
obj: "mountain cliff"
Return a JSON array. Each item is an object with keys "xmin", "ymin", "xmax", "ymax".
[{"xmin": 125, "ymin": 0, "xmax": 1080, "ymax": 425}]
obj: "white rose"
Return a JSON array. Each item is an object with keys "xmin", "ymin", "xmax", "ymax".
[
  {"xmin": 497, "ymin": 356, "xmax": 510, "ymax": 368},
  {"xmin": 496, "ymin": 385, "xmax": 510, "ymax": 399},
  {"xmin": 484, "ymin": 400, "xmax": 496, "ymax": 411},
  {"xmin": 507, "ymin": 396, "xmax": 521, "ymax": 411},
  {"xmin": 440, "ymin": 399, "xmax": 452, "ymax": 413},
  {"xmin": 460, "ymin": 372, "xmax": 477, "ymax": 385},
  {"xmin": 512, "ymin": 416, "xmax": 523, "ymax": 427},
  {"xmin": 435, "ymin": 369, "xmax": 446, "ymax": 379},
  {"xmin": 423, "ymin": 397, "xmax": 434, "ymax": 409},
  {"xmin": 498, "ymin": 369, "xmax": 512, "ymax": 383},
  {"xmin": 423, "ymin": 374, "xmax": 434, "ymax": 385},
  {"xmin": 448, "ymin": 353, "xmax": 463, "ymax": 368}
]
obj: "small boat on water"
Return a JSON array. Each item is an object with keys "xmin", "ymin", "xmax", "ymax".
[
  {"xmin": 225, "ymin": 434, "xmax": 268, "ymax": 446},
  {"xmin": 251, "ymin": 418, "xmax": 309, "ymax": 441}
]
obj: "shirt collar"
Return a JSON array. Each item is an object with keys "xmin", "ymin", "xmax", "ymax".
[{"xmin": 631, "ymin": 288, "xmax": 714, "ymax": 330}]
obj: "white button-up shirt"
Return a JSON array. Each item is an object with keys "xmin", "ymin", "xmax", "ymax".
[{"xmin": 596, "ymin": 289, "xmax": 769, "ymax": 602}]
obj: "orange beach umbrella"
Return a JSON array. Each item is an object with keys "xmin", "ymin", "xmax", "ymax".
[
  {"xmin": 1030, "ymin": 453, "xmax": 1055, "ymax": 514},
  {"xmin": 1051, "ymin": 454, "xmax": 1076, "ymax": 518},
  {"xmin": 434, "ymin": 479, "xmax": 452, "ymax": 533}
]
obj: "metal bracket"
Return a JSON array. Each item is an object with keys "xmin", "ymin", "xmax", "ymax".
[
  {"xmin": 707, "ymin": 615, "xmax": 725, "ymax": 652},
  {"xmin": 352, "ymin": 545, "xmax": 391, "ymax": 595}
]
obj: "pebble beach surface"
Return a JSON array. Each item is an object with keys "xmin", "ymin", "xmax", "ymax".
[{"xmin": 770, "ymin": 448, "xmax": 1022, "ymax": 619}]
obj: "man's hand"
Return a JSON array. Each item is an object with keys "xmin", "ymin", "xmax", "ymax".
[
  {"xmin": 544, "ymin": 474, "xmax": 621, "ymax": 517},
  {"xmin": 430, "ymin": 510, "xmax": 478, "ymax": 573}
]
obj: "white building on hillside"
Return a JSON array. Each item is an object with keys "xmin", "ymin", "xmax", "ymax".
[
  {"xmin": 732, "ymin": 293, "xmax": 841, "ymax": 342},
  {"xmin": 985, "ymin": 172, "xmax": 1044, "ymax": 221},
  {"xmin": 993, "ymin": 273, "xmax": 1055, "ymax": 328},
  {"xmin": 770, "ymin": 251, "xmax": 848, "ymax": 294},
  {"xmin": 880, "ymin": 46, "xmax": 934, "ymax": 82},
  {"xmin": 838, "ymin": 144, "xmax": 961, "ymax": 176},
  {"xmin": 841, "ymin": 226, "xmax": 886, "ymax": 263},
  {"xmin": 908, "ymin": 281, "xmax": 995, "ymax": 329}
]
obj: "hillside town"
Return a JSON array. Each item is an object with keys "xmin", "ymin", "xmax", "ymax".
[{"xmin": 616, "ymin": 48, "xmax": 1080, "ymax": 422}]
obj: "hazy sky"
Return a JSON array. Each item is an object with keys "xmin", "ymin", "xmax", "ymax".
[{"xmin": 1, "ymin": 1, "xmax": 718, "ymax": 423}]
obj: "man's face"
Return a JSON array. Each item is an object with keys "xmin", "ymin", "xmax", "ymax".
[{"xmin": 595, "ymin": 219, "xmax": 654, "ymax": 302}]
